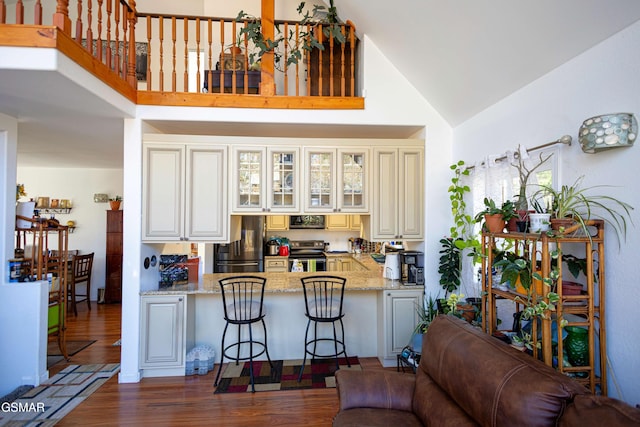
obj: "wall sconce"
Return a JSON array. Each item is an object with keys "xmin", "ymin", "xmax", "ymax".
[{"xmin": 579, "ymin": 112, "xmax": 637, "ymax": 153}]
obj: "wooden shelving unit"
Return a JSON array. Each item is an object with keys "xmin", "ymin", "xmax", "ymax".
[
  {"xmin": 481, "ymin": 220, "xmax": 606, "ymax": 395},
  {"xmin": 15, "ymin": 216, "xmax": 69, "ymax": 359}
]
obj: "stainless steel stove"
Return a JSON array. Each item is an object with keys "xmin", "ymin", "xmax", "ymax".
[{"xmin": 288, "ymin": 240, "xmax": 327, "ymax": 272}]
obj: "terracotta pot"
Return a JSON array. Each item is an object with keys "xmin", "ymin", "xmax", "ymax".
[
  {"xmin": 484, "ymin": 214, "xmax": 506, "ymax": 234},
  {"xmin": 456, "ymin": 303, "xmax": 476, "ymax": 323},
  {"xmin": 562, "ymin": 281, "xmax": 584, "ymax": 295},
  {"xmin": 507, "ymin": 217, "xmax": 518, "ymax": 232},
  {"xmin": 109, "ymin": 200, "xmax": 121, "ymax": 210}
]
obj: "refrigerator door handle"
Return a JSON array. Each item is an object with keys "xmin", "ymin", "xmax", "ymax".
[{"xmin": 217, "ymin": 261, "xmax": 260, "ymax": 267}]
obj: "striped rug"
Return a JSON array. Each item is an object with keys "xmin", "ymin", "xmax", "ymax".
[{"xmin": 0, "ymin": 363, "xmax": 119, "ymax": 426}]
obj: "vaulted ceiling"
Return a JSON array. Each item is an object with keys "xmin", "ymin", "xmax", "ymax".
[{"xmin": 5, "ymin": 0, "xmax": 640, "ymax": 168}]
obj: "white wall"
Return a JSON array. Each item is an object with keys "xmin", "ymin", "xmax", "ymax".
[
  {"xmin": 16, "ymin": 167, "xmax": 124, "ymax": 301},
  {"xmin": 454, "ymin": 21, "xmax": 640, "ymax": 405}
]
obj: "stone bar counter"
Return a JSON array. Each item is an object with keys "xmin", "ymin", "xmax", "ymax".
[{"xmin": 139, "ymin": 254, "xmax": 425, "ymax": 377}]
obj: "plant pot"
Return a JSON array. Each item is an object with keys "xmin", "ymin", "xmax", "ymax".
[
  {"xmin": 456, "ymin": 303, "xmax": 476, "ymax": 323},
  {"xmin": 550, "ymin": 217, "xmax": 575, "ymax": 233},
  {"xmin": 507, "ymin": 217, "xmax": 519, "ymax": 232},
  {"xmin": 109, "ymin": 200, "xmax": 121, "ymax": 210},
  {"xmin": 484, "ymin": 214, "xmax": 506, "ymax": 234},
  {"xmin": 529, "ymin": 213, "xmax": 551, "ymax": 232},
  {"xmin": 564, "ymin": 326, "xmax": 589, "ymax": 367},
  {"xmin": 562, "ymin": 281, "xmax": 584, "ymax": 295}
]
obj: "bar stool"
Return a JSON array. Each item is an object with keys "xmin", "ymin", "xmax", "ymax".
[
  {"xmin": 214, "ymin": 276, "xmax": 273, "ymax": 393},
  {"xmin": 298, "ymin": 275, "xmax": 350, "ymax": 382}
]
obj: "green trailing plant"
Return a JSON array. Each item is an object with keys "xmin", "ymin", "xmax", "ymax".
[
  {"xmin": 447, "ymin": 161, "xmax": 482, "ymax": 260},
  {"xmin": 493, "ymin": 252, "xmax": 532, "ymax": 290},
  {"xmin": 236, "ymin": 0, "xmax": 345, "ymax": 70}
]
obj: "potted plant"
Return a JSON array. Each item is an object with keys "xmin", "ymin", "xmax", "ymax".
[
  {"xmin": 474, "ymin": 197, "xmax": 508, "ymax": 234},
  {"xmin": 236, "ymin": 0, "xmax": 345, "ymax": 70},
  {"xmin": 532, "ymin": 175, "xmax": 633, "ymax": 243},
  {"xmin": 109, "ymin": 196, "xmax": 122, "ymax": 210},
  {"xmin": 510, "ymin": 144, "xmax": 555, "ymax": 212},
  {"xmin": 410, "ymin": 295, "xmax": 439, "ymax": 351},
  {"xmin": 528, "ymin": 197, "xmax": 551, "ymax": 233},
  {"xmin": 438, "ymin": 237, "xmax": 462, "ymax": 297}
]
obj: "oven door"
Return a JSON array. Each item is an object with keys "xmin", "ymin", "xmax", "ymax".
[{"xmin": 288, "ymin": 257, "xmax": 326, "ymax": 272}]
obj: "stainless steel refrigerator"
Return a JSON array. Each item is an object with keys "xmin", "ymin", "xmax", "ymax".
[{"xmin": 213, "ymin": 216, "xmax": 265, "ymax": 273}]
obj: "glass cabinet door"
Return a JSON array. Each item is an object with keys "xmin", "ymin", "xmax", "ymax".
[
  {"xmin": 235, "ymin": 149, "xmax": 264, "ymax": 210},
  {"xmin": 339, "ymin": 149, "xmax": 367, "ymax": 211},
  {"xmin": 305, "ymin": 150, "xmax": 335, "ymax": 211},
  {"xmin": 268, "ymin": 148, "xmax": 299, "ymax": 211}
]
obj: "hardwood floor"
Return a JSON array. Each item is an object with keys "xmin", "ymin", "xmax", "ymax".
[{"xmin": 53, "ymin": 303, "xmax": 396, "ymax": 426}]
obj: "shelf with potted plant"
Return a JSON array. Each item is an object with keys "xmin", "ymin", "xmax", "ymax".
[{"xmin": 481, "ymin": 219, "xmax": 607, "ymax": 394}]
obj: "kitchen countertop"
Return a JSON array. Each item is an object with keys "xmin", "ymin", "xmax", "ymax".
[{"xmin": 141, "ymin": 253, "xmax": 423, "ymax": 295}]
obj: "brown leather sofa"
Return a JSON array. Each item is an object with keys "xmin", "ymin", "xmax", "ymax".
[{"xmin": 334, "ymin": 315, "xmax": 640, "ymax": 427}]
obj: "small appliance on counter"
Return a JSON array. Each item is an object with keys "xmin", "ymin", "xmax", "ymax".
[
  {"xmin": 265, "ymin": 238, "xmax": 280, "ymax": 256},
  {"xmin": 400, "ymin": 250, "xmax": 425, "ymax": 285},
  {"xmin": 383, "ymin": 252, "xmax": 401, "ymax": 280}
]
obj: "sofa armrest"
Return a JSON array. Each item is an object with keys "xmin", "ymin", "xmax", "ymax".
[{"xmin": 335, "ymin": 370, "xmax": 415, "ymax": 412}]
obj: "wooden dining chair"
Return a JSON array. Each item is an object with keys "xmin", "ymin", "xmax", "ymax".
[{"xmin": 68, "ymin": 252, "xmax": 94, "ymax": 316}]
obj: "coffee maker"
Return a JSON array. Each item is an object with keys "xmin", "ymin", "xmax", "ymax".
[{"xmin": 400, "ymin": 251, "xmax": 424, "ymax": 285}]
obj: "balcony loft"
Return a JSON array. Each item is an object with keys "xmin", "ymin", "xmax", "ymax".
[{"xmin": 0, "ymin": 0, "xmax": 364, "ymax": 111}]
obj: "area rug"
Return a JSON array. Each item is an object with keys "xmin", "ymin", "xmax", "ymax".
[
  {"xmin": 47, "ymin": 340, "xmax": 96, "ymax": 368},
  {"xmin": 0, "ymin": 363, "xmax": 120, "ymax": 426},
  {"xmin": 214, "ymin": 356, "xmax": 360, "ymax": 394}
]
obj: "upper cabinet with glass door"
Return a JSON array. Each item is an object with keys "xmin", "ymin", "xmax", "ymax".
[
  {"xmin": 304, "ymin": 148, "xmax": 368, "ymax": 213},
  {"xmin": 231, "ymin": 146, "xmax": 300, "ymax": 213}
]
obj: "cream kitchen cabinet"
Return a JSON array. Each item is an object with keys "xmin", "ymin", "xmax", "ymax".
[
  {"xmin": 231, "ymin": 146, "xmax": 300, "ymax": 213},
  {"xmin": 377, "ymin": 288, "xmax": 424, "ymax": 367},
  {"xmin": 304, "ymin": 148, "xmax": 368, "ymax": 213},
  {"xmin": 142, "ymin": 143, "xmax": 228, "ymax": 242},
  {"xmin": 367, "ymin": 147, "xmax": 424, "ymax": 241},
  {"xmin": 140, "ymin": 294, "xmax": 195, "ymax": 377},
  {"xmin": 266, "ymin": 215, "xmax": 289, "ymax": 231},
  {"xmin": 326, "ymin": 214, "xmax": 361, "ymax": 231},
  {"xmin": 264, "ymin": 256, "xmax": 289, "ymax": 272}
]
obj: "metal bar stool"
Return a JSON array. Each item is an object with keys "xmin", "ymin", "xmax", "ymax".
[
  {"xmin": 214, "ymin": 276, "xmax": 273, "ymax": 393},
  {"xmin": 298, "ymin": 275, "xmax": 350, "ymax": 382}
]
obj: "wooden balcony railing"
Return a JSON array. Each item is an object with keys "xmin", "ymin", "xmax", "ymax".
[{"xmin": 0, "ymin": 0, "xmax": 364, "ymax": 109}]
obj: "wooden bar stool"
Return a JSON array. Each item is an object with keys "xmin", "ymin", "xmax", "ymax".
[
  {"xmin": 214, "ymin": 276, "xmax": 273, "ymax": 393},
  {"xmin": 298, "ymin": 275, "xmax": 350, "ymax": 382}
]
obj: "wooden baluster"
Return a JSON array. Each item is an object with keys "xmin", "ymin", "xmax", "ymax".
[
  {"xmin": 305, "ymin": 23, "xmax": 311, "ymax": 96},
  {"xmin": 114, "ymin": 0, "xmax": 120, "ymax": 76},
  {"xmin": 121, "ymin": 5, "xmax": 128, "ymax": 79},
  {"xmin": 15, "ymin": 0, "xmax": 23, "ymax": 24},
  {"xmin": 231, "ymin": 20, "xmax": 236, "ymax": 94},
  {"xmin": 243, "ymin": 20, "xmax": 249, "ymax": 93},
  {"xmin": 329, "ymin": 25, "xmax": 334, "ymax": 96},
  {"xmin": 86, "ymin": 0, "xmax": 93, "ymax": 55},
  {"xmin": 171, "ymin": 16, "xmax": 176, "ymax": 92},
  {"xmin": 339, "ymin": 25, "xmax": 345, "ymax": 96},
  {"xmin": 159, "ymin": 16, "xmax": 164, "ymax": 92},
  {"xmin": 195, "ymin": 18, "xmax": 201, "ymax": 93},
  {"xmin": 146, "ymin": 15, "xmax": 152, "ymax": 90},
  {"xmin": 126, "ymin": 0, "xmax": 137, "ymax": 87},
  {"xmin": 295, "ymin": 23, "xmax": 300, "ymax": 96},
  {"xmin": 0, "ymin": 1, "xmax": 6, "ymax": 25},
  {"xmin": 260, "ymin": 0, "xmax": 275, "ymax": 96},
  {"xmin": 183, "ymin": 17, "xmax": 189, "ymax": 91},
  {"xmin": 317, "ymin": 24, "xmax": 323, "ymax": 96},
  {"xmin": 34, "ymin": 0, "xmax": 42, "ymax": 25},
  {"xmin": 349, "ymin": 25, "xmax": 355, "ymax": 97},
  {"xmin": 96, "ymin": 0, "xmax": 103, "ymax": 61},
  {"xmin": 283, "ymin": 22, "xmax": 288, "ymax": 96},
  {"xmin": 207, "ymin": 19, "xmax": 212, "ymax": 93},
  {"xmin": 218, "ymin": 19, "xmax": 224, "ymax": 92},
  {"xmin": 106, "ymin": 0, "xmax": 112, "ymax": 70},
  {"xmin": 75, "ymin": 0, "xmax": 82, "ymax": 44},
  {"xmin": 54, "ymin": 0, "xmax": 71, "ymax": 35}
]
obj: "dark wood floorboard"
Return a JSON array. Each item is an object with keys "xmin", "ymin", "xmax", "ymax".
[{"xmin": 52, "ymin": 302, "xmax": 401, "ymax": 426}]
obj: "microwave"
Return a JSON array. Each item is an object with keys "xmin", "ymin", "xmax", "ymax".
[{"xmin": 289, "ymin": 215, "xmax": 326, "ymax": 229}]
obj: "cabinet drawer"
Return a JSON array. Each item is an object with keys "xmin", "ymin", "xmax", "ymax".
[{"xmin": 265, "ymin": 259, "xmax": 287, "ymax": 268}]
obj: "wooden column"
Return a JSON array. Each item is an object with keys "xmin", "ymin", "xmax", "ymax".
[{"xmin": 259, "ymin": 0, "xmax": 275, "ymax": 96}]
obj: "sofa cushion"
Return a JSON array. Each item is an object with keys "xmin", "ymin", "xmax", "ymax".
[
  {"xmin": 413, "ymin": 369, "xmax": 479, "ymax": 426},
  {"xmin": 559, "ymin": 394, "xmax": 640, "ymax": 427},
  {"xmin": 336, "ymin": 370, "xmax": 415, "ymax": 412},
  {"xmin": 333, "ymin": 408, "xmax": 422, "ymax": 427},
  {"xmin": 421, "ymin": 315, "xmax": 588, "ymax": 427}
]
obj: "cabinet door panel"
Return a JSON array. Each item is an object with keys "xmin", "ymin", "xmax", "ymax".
[
  {"xmin": 186, "ymin": 146, "xmax": 227, "ymax": 240},
  {"xmin": 233, "ymin": 148, "xmax": 265, "ymax": 212},
  {"xmin": 373, "ymin": 149, "xmax": 398, "ymax": 239},
  {"xmin": 399, "ymin": 148, "xmax": 424, "ymax": 239},
  {"xmin": 338, "ymin": 149, "xmax": 368, "ymax": 212},
  {"xmin": 140, "ymin": 296, "xmax": 184, "ymax": 367},
  {"xmin": 305, "ymin": 149, "xmax": 336, "ymax": 212},
  {"xmin": 143, "ymin": 145, "xmax": 184, "ymax": 239},
  {"xmin": 268, "ymin": 148, "xmax": 299, "ymax": 211}
]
